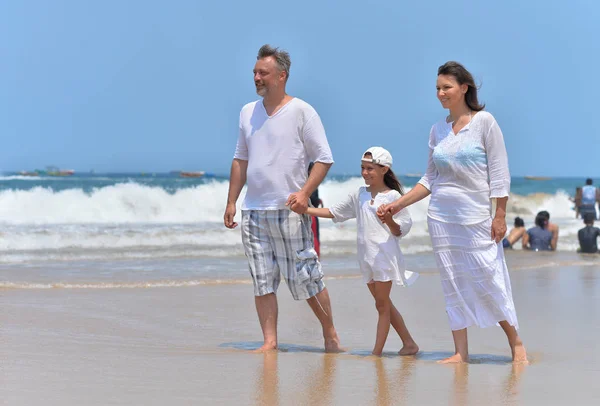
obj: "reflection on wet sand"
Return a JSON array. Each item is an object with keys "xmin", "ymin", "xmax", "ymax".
[
  {"xmin": 502, "ymin": 362, "xmax": 526, "ymax": 404},
  {"xmin": 450, "ymin": 362, "xmax": 469, "ymax": 406},
  {"xmin": 303, "ymin": 354, "xmax": 337, "ymax": 406},
  {"xmin": 255, "ymin": 351, "xmax": 279, "ymax": 406},
  {"xmin": 373, "ymin": 356, "xmax": 416, "ymax": 405}
]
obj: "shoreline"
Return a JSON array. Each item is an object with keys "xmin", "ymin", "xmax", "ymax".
[{"xmin": 2, "ymin": 261, "xmax": 600, "ymax": 405}]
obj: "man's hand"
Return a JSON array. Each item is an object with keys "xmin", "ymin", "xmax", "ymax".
[
  {"xmin": 286, "ymin": 191, "xmax": 309, "ymax": 214},
  {"xmin": 491, "ymin": 215, "xmax": 507, "ymax": 243},
  {"xmin": 224, "ymin": 203, "xmax": 238, "ymax": 229}
]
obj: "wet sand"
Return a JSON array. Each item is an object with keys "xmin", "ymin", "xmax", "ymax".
[{"xmin": 2, "ymin": 262, "xmax": 600, "ymax": 405}]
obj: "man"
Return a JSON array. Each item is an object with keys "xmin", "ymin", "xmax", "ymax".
[
  {"xmin": 224, "ymin": 44, "xmax": 342, "ymax": 352},
  {"xmin": 578, "ymin": 212, "xmax": 600, "ymax": 254},
  {"xmin": 576, "ymin": 178, "xmax": 600, "ymax": 220}
]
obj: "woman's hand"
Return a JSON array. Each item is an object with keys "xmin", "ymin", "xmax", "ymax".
[
  {"xmin": 491, "ymin": 215, "xmax": 507, "ymax": 243},
  {"xmin": 377, "ymin": 200, "xmax": 403, "ymax": 221}
]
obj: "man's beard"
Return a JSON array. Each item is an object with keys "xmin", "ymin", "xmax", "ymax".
[{"xmin": 256, "ymin": 85, "xmax": 267, "ymax": 97}]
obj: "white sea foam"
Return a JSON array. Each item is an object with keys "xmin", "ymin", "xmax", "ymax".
[{"xmin": 0, "ymin": 179, "xmax": 589, "ymax": 259}]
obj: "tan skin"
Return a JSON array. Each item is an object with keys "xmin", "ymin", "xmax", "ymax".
[
  {"xmin": 505, "ymin": 226, "xmax": 526, "ymax": 246},
  {"xmin": 377, "ymin": 74, "xmax": 527, "ymax": 364},
  {"xmin": 224, "ymin": 55, "xmax": 341, "ymax": 353},
  {"xmin": 306, "ymin": 157, "xmax": 419, "ymax": 356}
]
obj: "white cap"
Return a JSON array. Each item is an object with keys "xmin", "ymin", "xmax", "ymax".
[{"xmin": 362, "ymin": 146, "xmax": 393, "ymax": 168}]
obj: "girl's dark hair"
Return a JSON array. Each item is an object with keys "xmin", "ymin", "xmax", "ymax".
[
  {"xmin": 514, "ymin": 217, "xmax": 524, "ymax": 227},
  {"xmin": 384, "ymin": 168, "xmax": 405, "ymax": 195},
  {"xmin": 363, "ymin": 152, "xmax": 404, "ymax": 195},
  {"xmin": 535, "ymin": 213, "xmax": 548, "ymax": 229},
  {"xmin": 438, "ymin": 61, "xmax": 485, "ymax": 112}
]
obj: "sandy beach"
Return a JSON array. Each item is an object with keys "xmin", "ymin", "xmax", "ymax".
[{"xmin": 2, "ymin": 252, "xmax": 600, "ymax": 405}]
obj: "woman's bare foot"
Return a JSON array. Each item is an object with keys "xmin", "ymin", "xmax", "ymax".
[
  {"xmin": 437, "ymin": 353, "xmax": 468, "ymax": 364},
  {"xmin": 512, "ymin": 342, "xmax": 528, "ymax": 364},
  {"xmin": 253, "ymin": 341, "xmax": 277, "ymax": 353},
  {"xmin": 399, "ymin": 343, "xmax": 419, "ymax": 356}
]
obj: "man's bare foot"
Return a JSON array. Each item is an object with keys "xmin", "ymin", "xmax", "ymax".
[
  {"xmin": 399, "ymin": 343, "xmax": 419, "ymax": 356},
  {"xmin": 253, "ymin": 342, "xmax": 277, "ymax": 353},
  {"xmin": 512, "ymin": 342, "xmax": 528, "ymax": 364},
  {"xmin": 437, "ymin": 353, "xmax": 468, "ymax": 364},
  {"xmin": 324, "ymin": 337, "xmax": 345, "ymax": 353},
  {"xmin": 371, "ymin": 350, "xmax": 383, "ymax": 356}
]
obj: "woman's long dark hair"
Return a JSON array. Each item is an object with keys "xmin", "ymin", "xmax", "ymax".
[{"xmin": 438, "ymin": 61, "xmax": 485, "ymax": 112}]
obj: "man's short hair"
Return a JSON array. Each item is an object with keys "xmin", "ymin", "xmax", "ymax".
[
  {"xmin": 583, "ymin": 212, "xmax": 595, "ymax": 224},
  {"xmin": 257, "ymin": 44, "xmax": 291, "ymax": 80},
  {"xmin": 586, "ymin": 178, "xmax": 593, "ymax": 185}
]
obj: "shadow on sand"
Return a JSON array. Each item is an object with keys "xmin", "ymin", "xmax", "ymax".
[{"xmin": 220, "ymin": 342, "xmax": 531, "ymax": 365}]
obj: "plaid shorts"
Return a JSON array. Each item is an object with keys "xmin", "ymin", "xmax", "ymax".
[{"xmin": 241, "ymin": 209, "xmax": 325, "ymax": 300}]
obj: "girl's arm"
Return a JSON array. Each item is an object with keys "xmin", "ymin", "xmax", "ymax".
[
  {"xmin": 306, "ymin": 207, "xmax": 334, "ymax": 219},
  {"xmin": 382, "ymin": 213, "xmax": 402, "ymax": 236}
]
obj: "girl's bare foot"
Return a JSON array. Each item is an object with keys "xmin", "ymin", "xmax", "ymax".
[
  {"xmin": 399, "ymin": 343, "xmax": 419, "ymax": 356},
  {"xmin": 437, "ymin": 353, "xmax": 468, "ymax": 364}
]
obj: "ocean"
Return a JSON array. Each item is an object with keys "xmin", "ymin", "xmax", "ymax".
[{"xmin": 0, "ymin": 172, "xmax": 591, "ymax": 288}]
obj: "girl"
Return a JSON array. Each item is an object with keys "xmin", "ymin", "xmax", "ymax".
[{"xmin": 306, "ymin": 147, "xmax": 419, "ymax": 356}]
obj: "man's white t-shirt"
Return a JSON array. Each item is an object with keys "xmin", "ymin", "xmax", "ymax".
[{"xmin": 234, "ymin": 98, "xmax": 334, "ymax": 210}]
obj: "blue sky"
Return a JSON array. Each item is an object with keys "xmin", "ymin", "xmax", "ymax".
[{"xmin": 1, "ymin": 0, "xmax": 598, "ymax": 177}]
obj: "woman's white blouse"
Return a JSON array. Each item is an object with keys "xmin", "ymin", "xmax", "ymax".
[{"xmin": 418, "ymin": 111, "xmax": 510, "ymax": 225}]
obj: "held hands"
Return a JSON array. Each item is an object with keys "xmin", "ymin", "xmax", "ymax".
[
  {"xmin": 491, "ymin": 215, "xmax": 507, "ymax": 243},
  {"xmin": 376, "ymin": 200, "xmax": 403, "ymax": 221},
  {"xmin": 286, "ymin": 191, "xmax": 309, "ymax": 214},
  {"xmin": 224, "ymin": 203, "xmax": 238, "ymax": 229}
]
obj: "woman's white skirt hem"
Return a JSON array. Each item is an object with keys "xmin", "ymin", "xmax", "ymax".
[{"xmin": 428, "ymin": 217, "xmax": 519, "ymax": 331}]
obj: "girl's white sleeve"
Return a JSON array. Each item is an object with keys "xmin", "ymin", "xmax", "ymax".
[
  {"xmin": 417, "ymin": 126, "xmax": 438, "ymax": 191},
  {"xmin": 329, "ymin": 191, "xmax": 357, "ymax": 223}
]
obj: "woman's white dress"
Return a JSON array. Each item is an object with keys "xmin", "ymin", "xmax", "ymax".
[{"xmin": 418, "ymin": 111, "xmax": 519, "ymax": 330}]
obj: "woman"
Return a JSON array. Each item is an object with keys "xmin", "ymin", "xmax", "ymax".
[
  {"xmin": 378, "ymin": 61, "xmax": 527, "ymax": 364},
  {"xmin": 522, "ymin": 211, "xmax": 554, "ymax": 251}
]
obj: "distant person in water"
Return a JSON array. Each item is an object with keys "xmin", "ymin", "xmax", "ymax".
[
  {"xmin": 522, "ymin": 211, "xmax": 555, "ymax": 251},
  {"xmin": 578, "ymin": 213, "xmax": 600, "ymax": 254},
  {"xmin": 308, "ymin": 162, "xmax": 323, "ymax": 257},
  {"xmin": 539, "ymin": 210, "xmax": 559, "ymax": 250},
  {"xmin": 575, "ymin": 178, "xmax": 600, "ymax": 220},
  {"xmin": 571, "ymin": 187, "xmax": 582, "ymax": 218},
  {"xmin": 502, "ymin": 217, "xmax": 526, "ymax": 249}
]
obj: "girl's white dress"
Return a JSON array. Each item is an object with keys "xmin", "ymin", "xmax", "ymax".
[
  {"xmin": 419, "ymin": 111, "xmax": 519, "ymax": 331},
  {"xmin": 329, "ymin": 187, "xmax": 418, "ymax": 286}
]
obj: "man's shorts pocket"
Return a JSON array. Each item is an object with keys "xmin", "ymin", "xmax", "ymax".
[{"xmin": 295, "ymin": 247, "xmax": 322, "ymax": 283}]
